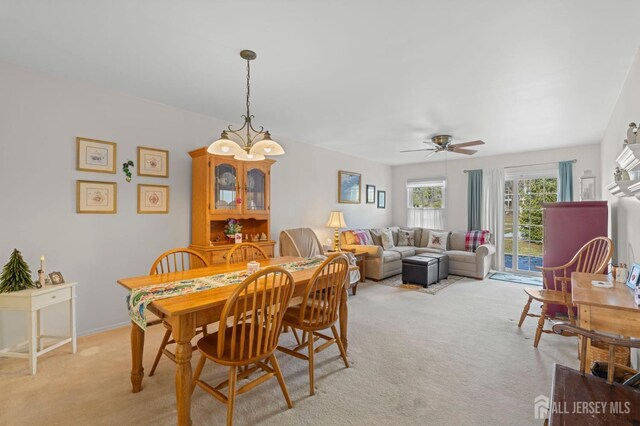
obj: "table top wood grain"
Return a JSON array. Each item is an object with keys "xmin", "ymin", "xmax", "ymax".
[
  {"xmin": 572, "ymin": 273, "xmax": 639, "ymax": 313},
  {"xmin": 549, "ymin": 364, "xmax": 640, "ymax": 425},
  {"xmin": 117, "ymin": 257, "xmax": 321, "ymax": 317}
]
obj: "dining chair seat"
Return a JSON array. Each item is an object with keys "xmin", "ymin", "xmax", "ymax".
[{"xmin": 524, "ymin": 288, "xmax": 567, "ymax": 304}]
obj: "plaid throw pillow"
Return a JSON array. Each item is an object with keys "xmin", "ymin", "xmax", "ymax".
[
  {"xmin": 353, "ymin": 230, "xmax": 373, "ymax": 245},
  {"xmin": 465, "ymin": 230, "xmax": 490, "ymax": 252}
]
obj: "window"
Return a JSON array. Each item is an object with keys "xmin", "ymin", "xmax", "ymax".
[{"xmin": 406, "ymin": 178, "xmax": 446, "ymax": 229}]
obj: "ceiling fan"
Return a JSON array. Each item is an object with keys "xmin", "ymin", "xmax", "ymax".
[{"xmin": 401, "ymin": 135, "xmax": 485, "ymax": 158}]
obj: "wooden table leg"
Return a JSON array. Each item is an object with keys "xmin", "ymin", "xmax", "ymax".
[
  {"xmin": 173, "ymin": 314, "xmax": 196, "ymax": 426},
  {"xmin": 339, "ymin": 286, "xmax": 349, "ymax": 351},
  {"xmin": 130, "ymin": 322, "xmax": 145, "ymax": 393},
  {"xmin": 359, "ymin": 256, "xmax": 366, "ymax": 283}
]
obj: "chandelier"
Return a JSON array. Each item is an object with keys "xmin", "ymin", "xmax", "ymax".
[{"xmin": 207, "ymin": 50, "xmax": 285, "ymax": 161}]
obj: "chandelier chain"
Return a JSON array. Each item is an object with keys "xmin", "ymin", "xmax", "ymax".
[{"xmin": 246, "ymin": 59, "xmax": 251, "ymax": 119}]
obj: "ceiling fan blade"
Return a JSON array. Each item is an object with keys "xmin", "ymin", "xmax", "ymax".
[
  {"xmin": 451, "ymin": 148, "xmax": 478, "ymax": 155},
  {"xmin": 400, "ymin": 148, "xmax": 437, "ymax": 153},
  {"xmin": 450, "ymin": 140, "xmax": 485, "ymax": 148}
]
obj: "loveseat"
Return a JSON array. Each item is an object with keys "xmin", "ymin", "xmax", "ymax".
[{"xmin": 340, "ymin": 226, "xmax": 495, "ymax": 280}]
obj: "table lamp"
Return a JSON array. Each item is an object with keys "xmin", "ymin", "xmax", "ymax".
[{"xmin": 326, "ymin": 211, "xmax": 347, "ymax": 252}]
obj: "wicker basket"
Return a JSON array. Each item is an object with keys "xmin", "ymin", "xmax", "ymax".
[{"xmin": 589, "ymin": 341, "xmax": 630, "ymax": 367}]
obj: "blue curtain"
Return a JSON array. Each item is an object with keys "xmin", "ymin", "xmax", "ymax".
[
  {"xmin": 467, "ymin": 170, "xmax": 483, "ymax": 230},
  {"xmin": 558, "ymin": 161, "xmax": 573, "ymax": 202}
]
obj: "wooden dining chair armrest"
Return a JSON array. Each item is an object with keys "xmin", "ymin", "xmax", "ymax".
[
  {"xmin": 536, "ymin": 264, "xmax": 569, "ymax": 272},
  {"xmin": 552, "ymin": 323, "xmax": 640, "ymax": 348}
]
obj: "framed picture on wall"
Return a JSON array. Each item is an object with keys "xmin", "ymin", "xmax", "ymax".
[
  {"xmin": 377, "ymin": 190, "xmax": 386, "ymax": 209},
  {"xmin": 366, "ymin": 184, "xmax": 376, "ymax": 204},
  {"xmin": 76, "ymin": 180, "xmax": 117, "ymax": 213},
  {"xmin": 338, "ymin": 170, "xmax": 361, "ymax": 204},
  {"xmin": 138, "ymin": 184, "xmax": 169, "ymax": 214},
  {"xmin": 76, "ymin": 137, "xmax": 117, "ymax": 173},
  {"xmin": 138, "ymin": 146, "xmax": 169, "ymax": 178}
]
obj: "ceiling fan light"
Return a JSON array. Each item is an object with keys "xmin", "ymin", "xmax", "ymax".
[{"xmin": 207, "ymin": 132, "xmax": 242, "ymax": 156}]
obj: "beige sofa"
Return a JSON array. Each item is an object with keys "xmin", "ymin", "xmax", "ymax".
[{"xmin": 340, "ymin": 227, "xmax": 495, "ymax": 280}]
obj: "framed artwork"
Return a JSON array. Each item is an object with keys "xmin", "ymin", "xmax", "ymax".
[
  {"xmin": 338, "ymin": 170, "xmax": 361, "ymax": 204},
  {"xmin": 76, "ymin": 137, "xmax": 116, "ymax": 173},
  {"xmin": 366, "ymin": 184, "xmax": 376, "ymax": 204},
  {"xmin": 138, "ymin": 146, "xmax": 169, "ymax": 178},
  {"xmin": 138, "ymin": 184, "xmax": 169, "ymax": 214},
  {"xmin": 626, "ymin": 263, "xmax": 640, "ymax": 290},
  {"xmin": 49, "ymin": 272, "xmax": 65, "ymax": 285},
  {"xmin": 377, "ymin": 190, "xmax": 386, "ymax": 209},
  {"xmin": 76, "ymin": 180, "xmax": 117, "ymax": 214}
]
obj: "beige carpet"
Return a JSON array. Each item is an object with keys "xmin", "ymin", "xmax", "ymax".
[
  {"xmin": 0, "ymin": 277, "xmax": 576, "ymax": 426},
  {"xmin": 377, "ymin": 274, "xmax": 465, "ymax": 295}
]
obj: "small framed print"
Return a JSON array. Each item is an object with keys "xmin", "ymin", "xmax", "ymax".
[
  {"xmin": 76, "ymin": 180, "xmax": 117, "ymax": 214},
  {"xmin": 338, "ymin": 170, "xmax": 361, "ymax": 204},
  {"xmin": 49, "ymin": 272, "xmax": 65, "ymax": 285},
  {"xmin": 366, "ymin": 184, "xmax": 376, "ymax": 204},
  {"xmin": 626, "ymin": 263, "xmax": 640, "ymax": 290},
  {"xmin": 138, "ymin": 146, "xmax": 169, "ymax": 178},
  {"xmin": 77, "ymin": 137, "xmax": 116, "ymax": 173},
  {"xmin": 138, "ymin": 184, "xmax": 169, "ymax": 214},
  {"xmin": 377, "ymin": 190, "xmax": 386, "ymax": 209}
]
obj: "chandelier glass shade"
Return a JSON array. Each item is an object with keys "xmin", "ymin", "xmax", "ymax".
[{"xmin": 207, "ymin": 50, "xmax": 285, "ymax": 161}]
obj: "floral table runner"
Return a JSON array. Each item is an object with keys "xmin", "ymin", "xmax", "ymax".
[{"xmin": 127, "ymin": 258, "xmax": 324, "ymax": 330}]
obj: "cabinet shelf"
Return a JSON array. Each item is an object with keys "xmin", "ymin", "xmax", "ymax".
[
  {"xmin": 606, "ymin": 180, "xmax": 640, "ymax": 197},
  {"xmin": 616, "ymin": 144, "xmax": 640, "ymax": 171}
]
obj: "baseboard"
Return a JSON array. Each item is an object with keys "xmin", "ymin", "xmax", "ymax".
[{"xmin": 78, "ymin": 321, "xmax": 130, "ymax": 337}]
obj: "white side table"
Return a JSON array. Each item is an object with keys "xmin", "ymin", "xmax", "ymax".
[{"xmin": 0, "ymin": 282, "xmax": 77, "ymax": 374}]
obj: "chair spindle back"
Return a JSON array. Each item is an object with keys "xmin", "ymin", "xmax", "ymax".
[
  {"xmin": 149, "ymin": 248, "xmax": 209, "ymax": 275},
  {"xmin": 225, "ymin": 243, "xmax": 269, "ymax": 266},
  {"xmin": 218, "ymin": 267, "xmax": 294, "ymax": 362},
  {"xmin": 297, "ymin": 254, "xmax": 349, "ymax": 329},
  {"xmin": 546, "ymin": 237, "xmax": 613, "ymax": 291}
]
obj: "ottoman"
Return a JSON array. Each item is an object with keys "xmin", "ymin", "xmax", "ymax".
[
  {"xmin": 417, "ymin": 253, "xmax": 449, "ymax": 281},
  {"xmin": 402, "ymin": 256, "xmax": 438, "ymax": 287}
]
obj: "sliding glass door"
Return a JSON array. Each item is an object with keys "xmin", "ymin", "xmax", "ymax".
[{"xmin": 504, "ymin": 173, "xmax": 557, "ymax": 274}]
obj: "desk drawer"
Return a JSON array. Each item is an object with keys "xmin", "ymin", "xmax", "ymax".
[{"xmin": 33, "ymin": 287, "xmax": 72, "ymax": 310}]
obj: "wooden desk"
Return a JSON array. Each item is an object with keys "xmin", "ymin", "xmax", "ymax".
[
  {"xmin": 117, "ymin": 257, "xmax": 349, "ymax": 426},
  {"xmin": 549, "ymin": 363, "xmax": 640, "ymax": 425},
  {"xmin": 572, "ymin": 273, "xmax": 640, "ymax": 371}
]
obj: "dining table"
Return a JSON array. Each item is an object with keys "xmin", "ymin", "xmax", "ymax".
[{"xmin": 117, "ymin": 256, "xmax": 351, "ymax": 426}]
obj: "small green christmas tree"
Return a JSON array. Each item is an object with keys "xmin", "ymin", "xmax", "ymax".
[{"xmin": 0, "ymin": 249, "xmax": 35, "ymax": 293}]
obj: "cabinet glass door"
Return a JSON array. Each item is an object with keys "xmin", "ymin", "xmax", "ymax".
[
  {"xmin": 245, "ymin": 168, "xmax": 266, "ymax": 212},
  {"xmin": 213, "ymin": 162, "xmax": 239, "ymax": 212}
]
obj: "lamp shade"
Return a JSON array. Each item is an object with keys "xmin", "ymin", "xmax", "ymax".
[
  {"xmin": 233, "ymin": 150, "xmax": 265, "ymax": 162},
  {"xmin": 249, "ymin": 132, "xmax": 285, "ymax": 156},
  {"xmin": 326, "ymin": 211, "xmax": 347, "ymax": 228},
  {"xmin": 207, "ymin": 132, "xmax": 243, "ymax": 156}
]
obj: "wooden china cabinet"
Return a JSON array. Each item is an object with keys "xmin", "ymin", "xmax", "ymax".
[{"xmin": 188, "ymin": 147, "xmax": 276, "ymax": 264}]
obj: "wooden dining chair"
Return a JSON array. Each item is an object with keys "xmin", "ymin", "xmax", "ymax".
[
  {"xmin": 148, "ymin": 248, "xmax": 210, "ymax": 376},
  {"xmin": 518, "ymin": 236, "xmax": 613, "ymax": 347},
  {"xmin": 225, "ymin": 242, "xmax": 269, "ymax": 266},
  {"xmin": 277, "ymin": 254, "xmax": 350, "ymax": 395},
  {"xmin": 192, "ymin": 267, "xmax": 295, "ymax": 426},
  {"xmin": 552, "ymin": 322, "xmax": 640, "ymax": 385}
]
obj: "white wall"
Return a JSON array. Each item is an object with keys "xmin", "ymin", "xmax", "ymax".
[
  {"xmin": 0, "ymin": 62, "xmax": 391, "ymax": 344},
  {"xmin": 391, "ymin": 145, "xmax": 601, "ymax": 231},
  {"xmin": 600, "ymin": 48, "xmax": 640, "ymax": 265}
]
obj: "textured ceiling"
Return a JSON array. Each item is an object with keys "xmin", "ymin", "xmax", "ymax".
[{"xmin": 1, "ymin": 0, "xmax": 639, "ymax": 165}]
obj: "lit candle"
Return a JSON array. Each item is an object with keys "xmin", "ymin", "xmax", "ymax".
[{"xmin": 40, "ymin": 256, "xmax": 45, "ymax": 272}]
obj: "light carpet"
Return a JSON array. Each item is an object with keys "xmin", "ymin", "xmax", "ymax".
[
  {"xmin": 377, "ymin": 274, "xmax": 465, "ymax": 294},
  {"xmin": 0, "ymin": 277, "xmax": 576, "ymax": 426}
]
